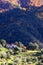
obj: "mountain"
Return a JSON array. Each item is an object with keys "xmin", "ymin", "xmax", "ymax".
[
  {"xmin": 0, "ymin": 0, "xmax": 43, "ymax": 13},
  {"xmin": 0, "ymin": 0, "xmax": 14, "ymax": 13},
  {"xmin": 0, "ymin": 5, "xmax": 43, "ymax": 46},
  {"xmin": 0, "ymin": 0, "xmax": 43, "ymax": 46},
  {"xmin": 1, "ymin": 0, "xmax": 43, "ymax": 7},
  {"xmin": 30, "ymin": 0, "xmax": 43, "ymax": 6}
]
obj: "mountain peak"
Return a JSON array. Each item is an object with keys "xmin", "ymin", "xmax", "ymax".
[{"xmin": 0, "ymin": 0, "xmax": 43, "ymax": 13}]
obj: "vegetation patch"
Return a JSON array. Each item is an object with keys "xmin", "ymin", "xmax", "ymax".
[{"xmin": 0, "ymin": 39, "xmax": 43, "ymax": 65}]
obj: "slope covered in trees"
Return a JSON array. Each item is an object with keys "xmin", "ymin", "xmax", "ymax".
[{"xmin": 0, "ymin": 39, "xmax": 43, "ymax": 65}]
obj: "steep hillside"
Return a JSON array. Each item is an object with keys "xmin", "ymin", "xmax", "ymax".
[{"xmin": 0, "ymin": 6, "xmax": 43, "ymax": 45}]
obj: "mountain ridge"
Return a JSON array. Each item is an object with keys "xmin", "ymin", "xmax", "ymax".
[
  {"xmin": 1, "ymin": 0, "xmax": 43, "ymax": 7},
  {"xmin": 0, "ymin": 0, "xmax": 43, "ymax": 13},
  {"xmin": 0, "ymin": 6, "xmax": 43, "ymax": 46}
]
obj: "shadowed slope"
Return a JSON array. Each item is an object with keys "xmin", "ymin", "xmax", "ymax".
[{"xmin": 0, "ymin": 6, "xmax": 43, "ymax": 46}]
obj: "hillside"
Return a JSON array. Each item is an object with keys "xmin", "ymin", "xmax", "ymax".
[
  {"xmin": 0, "ymin": 6, "xmax": 43, "ymax": 46},
  {"xmin": 0, "ymin": 39, "xmax": 43, "ymax": 65}
]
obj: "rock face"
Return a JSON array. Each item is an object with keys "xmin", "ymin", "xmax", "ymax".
[
  {"xmin": 30, "ymin": 0, "xmax": 43, "ymax": 6},
  {"xmin": 0, "ymin": 0, "xmax": 13, "ymax": 13},
  {"xmin": 0, "ymin": 0, "xmax": 43, "ymax": 13},
  {"xmin": 0, "ymin": 0, "xmax": 43, "ymax": 8},
  {"xmin": 1, "ymin": 0, "xmax": 43, "ymax": 6}
]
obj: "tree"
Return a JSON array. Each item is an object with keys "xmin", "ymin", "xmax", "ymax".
[
  {"xmin": 6, "ymin": 51, "xmax": 11, "ymax": 59},
  {"xmin": 41, "ymin": 49, "xmax": 43, "ymax": 53},
  {"xmin": 27, "ymin": 42, "xmax": 34, "ymax": 50},
  {"xmin": 34, "ymin": 42, "xmax": 39, "ymax": 50},
  {"xmin": 1, "ymin": 39, "xmax": 6, "ymax": 47},
  {"xmin": 15, "ymin": 41, "xmax": 24, "ymax": 47},
  {"xmin": 8, "ymin": 63, "xmax": 12, "ymax": 65},
  {"xmin": 27, "ymin": 42, "xmax": 39, "ymax": 50}
]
